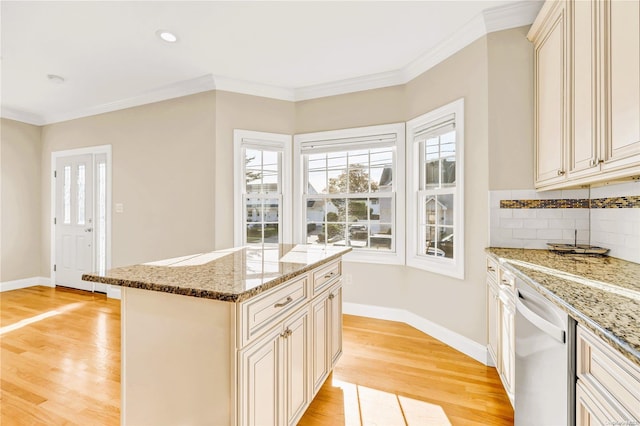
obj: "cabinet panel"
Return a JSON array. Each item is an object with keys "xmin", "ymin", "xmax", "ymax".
[
  {"xmin": 311, "ymin": 296, "xmax": 329, "ymax": 395},
  {"xmin": 329, "ymin": 284, "xmax": 343, "ymax": 367},
  {"xmin": 576, "ymin": 379, "xmax": 629, "ymax": 426},
  {"xmin": 487, "ymin": 279, "xmax": 500, "ymax": 367},
  {"xmin": 605, "ymin": 0, "xmax": 640, "ymax": 167},
  {"xmin": 536, "ymin": 3, "xmax": 568, "ymax": 185},
  {"xmin": 500, "ymin": 298, "xmax": 515, "ymax": 400},
  {"xmin": 570, "ymin": 0, "xmax": 599, "ymax": 176},
  {"xmin": 284, "ymin": 308, "xmax": 310, "ymax": 426},
  {"xmin": 239, "ymin": 327, "xmax": 283, "ymax": 426}
]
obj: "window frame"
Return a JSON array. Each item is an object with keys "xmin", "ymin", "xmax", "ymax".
[
  {"xmin": 234, "ymin": 129, "xmax": 292, "ymax": 246},
  {"xmin": 406, "ymin": 99, "xmax": 465, "ymax": 279},
  {"xmin": 293, "ymin": 123, "xmax": 405, "ymax": 265}
]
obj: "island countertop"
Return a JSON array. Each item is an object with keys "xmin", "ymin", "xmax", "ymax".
[
  {"xmin": 486, "ymin": 247, "xmax": 640, "ymax": 367},
  {"xmin": 82, "ymin": 244, "xmax": 351, "ymax": 302}
]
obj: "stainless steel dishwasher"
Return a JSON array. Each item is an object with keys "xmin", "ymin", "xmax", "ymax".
[{"xmin": 514, "ymin": 277, "xmax": 576, "ymax": 426}]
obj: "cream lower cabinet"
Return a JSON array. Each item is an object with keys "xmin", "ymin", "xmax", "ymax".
[
  {"xmin": 576, "ymin": 325, "xmax": 640, "ymax": 425},
  {"xmin": 120, "ymin": 259, "xmax": 344, "ymax": 426},
  {"xmin": 311, "ymin": 281, "xmax": 343, "ymax": 396},
  {"xmin": 239, "ymin": 306, "xmax": 310, "ymax": 426},
  {"xmin": 486, "ymin": 256, "xmax": 515, "ymax": 406}
]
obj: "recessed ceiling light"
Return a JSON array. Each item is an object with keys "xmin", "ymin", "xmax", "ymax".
[
  {"xmin": 156, "ymin": 30, "xmax": 178, "ymax": 43},
  {"xmin": 47, "ymin": 74, "xmax": 65, "ymax": 84}
]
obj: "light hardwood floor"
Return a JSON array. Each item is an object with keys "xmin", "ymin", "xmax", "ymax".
[{"xmin": 0, "ymin": 286, "xmax": 513, "ymax": 425}]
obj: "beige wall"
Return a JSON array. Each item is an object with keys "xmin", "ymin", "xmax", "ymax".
[
  {"xmin": 213, "ymin": 91, "xmax": 296, "ymax": 249},
  {"xmin": 1, "ymin": 119, "xmax": 42, "ymax": 281},
  {"xmin": 40, "ymin": 91, "xmax": 216, "ymax": 273},
  {"xmin": 487, "ymin": 26, "xmax": 535, "ymax": 190},
  {"xmin": 404, "ymin": 36, "xmax": 490, "ymax": 344}
]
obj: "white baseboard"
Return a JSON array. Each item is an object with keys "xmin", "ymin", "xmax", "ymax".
[
  {"xmin": 0, "ymin": 276, "xmax": 53, "ymax": 292},
  {"xmin": 343, "ymin": 302, "xmax": 492, "ymax": 366},
  {"xmin": 107, "ymin": 286, "xmax": 122, "ymax": 300}
]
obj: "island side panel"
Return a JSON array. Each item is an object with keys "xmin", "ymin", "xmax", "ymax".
[{"xmin": 121, "ymin": 287, "xmax": 236, "ymax": 426}]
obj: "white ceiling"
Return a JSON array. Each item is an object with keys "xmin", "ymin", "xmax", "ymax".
[{"xmin": 1, "ymin": 1, "xmax": 542, "ymax": 125}]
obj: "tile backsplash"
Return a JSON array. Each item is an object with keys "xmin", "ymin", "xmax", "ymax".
[{"xmin": 489, "ymin": 180, "xmax": 640, "ymax": 263}]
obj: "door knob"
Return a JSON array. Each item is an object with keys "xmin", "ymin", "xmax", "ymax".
[{"xmin": 84, "ymin": 227, "xmax": 93, "ymax": 232}]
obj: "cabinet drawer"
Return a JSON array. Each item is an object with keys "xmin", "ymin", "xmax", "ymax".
[
  {"xmin": 312, "ymin": 260, "xmax": 341, "ymax": 295},
  {"xmin": 499, "ymin": 268, "xmax": 515, "ymax": 291},
  {"xmin": 238, "ymin": 274, "xmax": 309, "ymax": 348},
  {"xmin": 577, "ymin": 325, "xmax": 640, "ymax": 420},
  {"xmin": 486, "ymin": 257, "xmax": 498, "ymax": 282}
]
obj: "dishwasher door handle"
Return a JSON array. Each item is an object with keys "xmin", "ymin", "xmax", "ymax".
[{"xmin": 516, "ymin": 290, "xmax": 566, "ymax": 343}]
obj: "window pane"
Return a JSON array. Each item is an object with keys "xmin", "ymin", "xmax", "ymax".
[
  {"xmin": 77, "ymin": 164, "xmax": 86, "ymax": 225},
  {"xmin": 348, "ymin": 198, "xmax": 368, "ymax": 221},
  {"xmin": 327, "ymin": 199, "xmax": 346, "ymax": 222},
  {"xmin": 306, "ymin": 198, "xmax": 325, "ymax": 223},
  {"xmin": 98, "ymin": 162, "xmax": 107, "ymax": 275},
  {"xmin": 370, "ymin": 225, "xmax": 392, "ymax": 250},
  {"xmin": 327, "ymin": 152, "xmax": 347, "ymax": 194},
  {"xmin": 246, "ymin": 224, "xmax": 263, "ymax": 243},
  {"xmin": 438, "ymin": 227, "xmax": 454, "ymax": 259},
  {"xmin": 308, "ymin": 170, "xmax": 327, "ymax": 194},
  {"xmin": 306, "ymin": 222, "xmax": 324, "ymax": 245},
  {"xmin": 425, "ymin": 225, "xmax": 445, "ymax": 257},
  {"xmin": 264, "ymin": 223, "xmax": 279, "ymax": 243},
  {"xmin": 245, "ymin": 149, "xmax": 262, "ymax": 192},
  {"xmin": 326, "ymin": 223, "xmax": 346, "ymax": 245},
  {"xmin": 441, "ymin": 158, "xmax": 456, "ymax": 186},
  {"xmin": 425, "ymin": 159, "xmax": 439, "ymax": 188},
  {"xmin": 439, "ymin": 194, "xmax": 454, "ymax": 226},
  {"xmin": 246, "ymin": 197, "xmax": 261, "ymax": 222},
  {"xmin": 63, "ymin": 166, "xmax": 71, "ymax": 224},
  {"xmin": 425, "ymin": 197, "xmax": 436, "ymax": 225},
  {"xmin": 370, "ymin": 167, "xmax": 391, "ymax": 192},
  {"xmin": 347, "ymin": 165, "xmax": 370, "ymax": 193},
  {"xmin": 262, "ymin": 151, "xmax": 278, "ymax": 190},
  {"xmin": 264, "ymin": 198, "xmax": 279, "ymax": 223}
]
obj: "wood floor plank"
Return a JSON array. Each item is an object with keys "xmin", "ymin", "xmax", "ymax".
[{"xmin": 1, "ymin": 287, "xmax": 513, "ymax": 425}]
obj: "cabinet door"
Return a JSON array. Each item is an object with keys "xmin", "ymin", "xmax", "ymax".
[
  {"xmin": 535, "ymin": 1, "xmax": 568, "ymax": 186},
  {"xmin": 310, "ymin": 294, "xmax": 329, "ymax": 395},
  {"xmin": 487, "ymin": 280, "xmax": 500, "ymax": 367},
  {"xmin": 239, "ymin": 327, "xmax": 283, "ymax": 426},
  {"xmin": 500, "ymin": 301, "xmax": 515, "ymax": 400},
  {"xmin": 328, "ymin": 284, "xmax": 343, "ymax": 367},
  {"xmin": 569, "ymin": 0, "xmax": 599, "ymax": 177},
  {"xmin": 576, "ymin": 380, "xmax": 629, "ymax": 426},
  {"xmin": 604, "ymin": 0, "xmax": 640, "ymax": 169},
  {"xmin": 283, "ymin": 308, "xmax": 310, "ymax": 426}
]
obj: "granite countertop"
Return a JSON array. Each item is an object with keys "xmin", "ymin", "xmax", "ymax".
[
  {"xmin": 486, "ymin": 247, "xmax": 640, "ymax": 367},
  {"xmin": 82, "ymin": 244, "xmax": 351, "ymax": 303}
]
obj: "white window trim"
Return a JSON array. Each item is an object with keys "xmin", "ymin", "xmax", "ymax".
[
  {"xmin": 233, "ymin": 129, "xmax": 292, "ymax": 246},
  {"xmin": 406, "ymin": 98, "xmax": 465, "ymax": 279},
  {"xmin": 293, "ymin": 123, "xmax": 405, "ymax": 265}
]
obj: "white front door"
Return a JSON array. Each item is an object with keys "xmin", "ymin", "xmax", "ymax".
[{"xmin": 55, "ymin": 154, "xmax": 96, "ymax": 291}]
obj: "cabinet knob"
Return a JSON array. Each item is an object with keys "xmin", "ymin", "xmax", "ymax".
[
  {"xmin": 487, "ymin": 266, "xmax": 495, "ymax": 272},
  {"xmin": 328, "ymin": 293, "xmax": 335, "ymax": 300},
  {"xmin": 557, "ymin": 170, "xmax": 566, "ymax": 176}
]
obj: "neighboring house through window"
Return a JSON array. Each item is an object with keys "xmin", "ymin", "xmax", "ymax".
[
  {"xmin": 294, "ymin": 123, "xmax": 405, "ymax": 265},
  {"xmin": 234, "ymin": 130, "xmax": 291, "ymax": 246},
  {"xmin": 406, "ymin": 98, "xmax": 465, "ymax": 278}
]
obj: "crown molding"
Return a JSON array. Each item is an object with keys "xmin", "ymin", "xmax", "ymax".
[
  {"xmin": 483, "ymin": 0, "xmax": 543, "ymax": 33},
  {"xmin": 1, "ymin": 106, "xmax": 45, "ymax": 126},
  {"xmin": 41, "ymin": 74, "xmax": 216, "ymax": 125},
  {"xmin": 2, "ymin": 2, "xmax": 542, "ymax": 125},
  {"xmin": 214, "ymin": 76, "xmax": 295, "ymax": 101}
]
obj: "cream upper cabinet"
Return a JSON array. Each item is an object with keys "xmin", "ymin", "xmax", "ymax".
[
  {"xmin": 532, "ymin": 0, "xmax": 568, "ymax": 186},
  {"xmin": 603, "ymin": 0, "xmax": 640, "ymax": 171},
  {"xmin": 569, "ymin": 0, "xmax": 599, "ymax": 178},
  {"xmin": 530, "ymin": 0, "xmax": 640, "ymax": 190}
]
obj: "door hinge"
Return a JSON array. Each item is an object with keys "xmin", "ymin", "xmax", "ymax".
[
  {"xmin": 53, "ymin": 264, "xmax": 57, "ymax": 272},
  {"xmin": 54, "ymin": 170, "xmax": 57, "ymax": 178},
  {"xmin": 54, "ymin": 217, "xmax": 57, "ymax": 225}
]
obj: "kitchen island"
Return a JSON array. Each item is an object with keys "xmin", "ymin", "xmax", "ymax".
[{"xmin": 83, "ymin": 244, "xmax": 351, "ymax": 426}]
